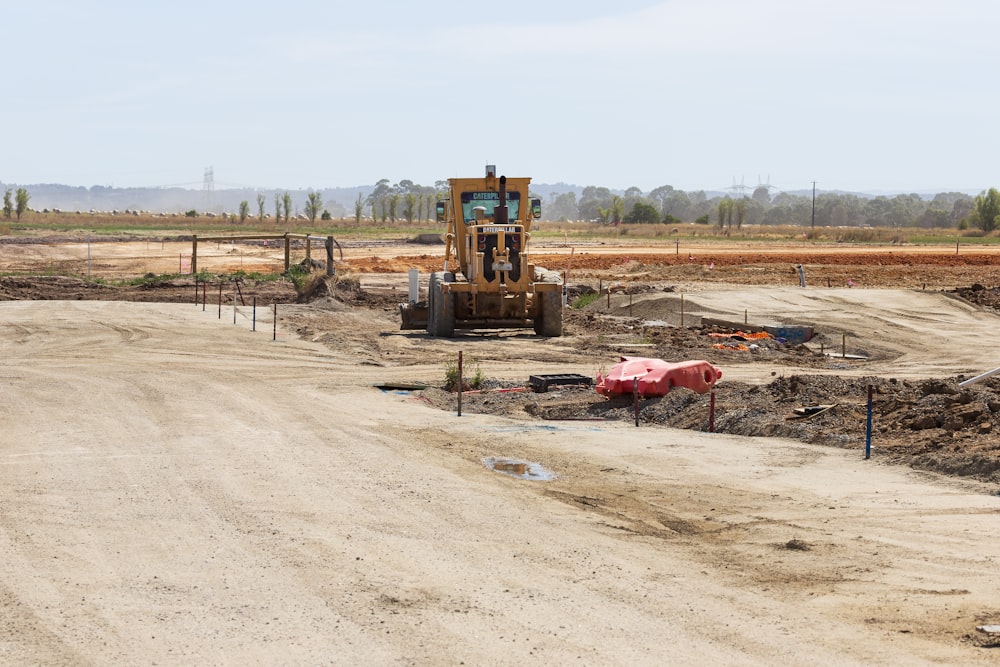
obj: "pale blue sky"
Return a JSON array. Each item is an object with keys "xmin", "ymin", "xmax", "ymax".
[{"xmin": 6, "ymin": 0, "xmax": 998, "ymax": 193}]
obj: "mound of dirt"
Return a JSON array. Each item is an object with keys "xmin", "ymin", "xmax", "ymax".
[
  {"xmin": 419, "ymin": 373, "xmax": 1000, "ymax": 484},
  {"xmin": 953, "ymin": 284, "xmax": 1000, "ymax": 311}
]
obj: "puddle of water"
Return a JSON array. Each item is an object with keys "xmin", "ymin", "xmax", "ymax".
[
  {"xmin": 375, "ymin": 382, "xmax": 428, "ymax": 395},
  {"xmin": 483, "ymin": 457, "xmax": 555, "ymax": 481}
]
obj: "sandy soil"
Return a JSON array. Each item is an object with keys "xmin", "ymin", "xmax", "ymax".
[{"xmin": 4, "ymin": 236, "xmax": 1000, "ymax": 664}]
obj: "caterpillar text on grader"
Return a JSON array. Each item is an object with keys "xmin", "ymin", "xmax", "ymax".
[{"xmin": 400, "ymin": 165, "xmax": 563, "ymax": 337}]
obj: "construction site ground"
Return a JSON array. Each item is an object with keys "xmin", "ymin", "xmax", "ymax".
[{"xmin": 4, "ymin": 234, "xmax": 1000, "ymax": 664}]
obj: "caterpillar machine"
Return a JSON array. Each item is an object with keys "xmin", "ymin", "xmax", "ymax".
[{"xmin": 400, "ymin": 165, "xmax": 563, "ymax": 337}]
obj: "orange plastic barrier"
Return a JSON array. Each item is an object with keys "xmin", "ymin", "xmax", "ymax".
[
  {"xmin": 712, "ymin": 342, "xmax": 750, "ymax": 352},
  {"xmin": 707, "ymin": 331, "xmax": 771, "ymax": 340}
]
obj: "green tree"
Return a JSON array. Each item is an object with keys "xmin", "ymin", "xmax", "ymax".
[
  {"xmin": 256, "ymin": 193, "xmax": 266, "ymax": 221},
  {"xmin": 916, "ymin": 208, "xmax": 950, "ymax": 228},
  {"xmin": 622, "ymin": 186, "xmax": 643, "ymax": 211},
  {"xmin": 624, "ymin": 201, "xmax": 660, "ymax": 224},
  {"xmin": 751, "ymin": 185, "xmax": 771, "ymax": 206},
  {"xmin": 578, "ymin": 186, "xmax": 613, "ymax": 221},
  {"xmin": 735, "ymin": 198, "xmax": 747, "ymax": 229},
  {"xmin": 354, "ymin": 193, "xmax": 364, "ymax": 224},
  {"xmin": 2, "ymin": 189, "xmax": 12, "ymax": 220},
  {"xmin": 863, "ymin": 196, "xmax": 892, "ymax": 227},
  {"xmin": 662, "ymin": 190, "xmax": 692, "ymax": 222},
  {"xmin": 610, "ymin": 196, "xmax": 625, "ymax": 225},
  {"xmin": 368, "ymin": 179, "xmax": 392, "ymax": 223},
  {"xmin": 951, "ymin": 196, "xmax": 974, "ymax": 226},
  {"xmin": 885, "ymin": 193, "xmax": 923, "ymax": 228},
  {"xmin": 388, "ymin": 193, "xmax": 400, "ymax": 222},
  {"xmin": 930, "ymin": 192, "xmax": 974, "ymax": 226},
  {"xmin": 547, "ymin": 192, "xmax": 578, "ymax": 221},
  {"xmin": 273, "ymin": 193, "xmax": 282, "ymax": 223},
  {"xmin": 970, "ymin": 188, "xmax": 1000, "ymax": 232},
  {"xmin": 648, "ymin": 184, "xmax": 675, "ymax": 213},
  {"xmin": 403, "ymin": 193, "xmax": 417, "ymax": 223},
  {"xmin": 687, "ymin": 190, "xmax": 711, "ymax": 221},
  {"xmin": 304, "ymin": 191, "xmax": 323, "ymax": 224},
  {"xmin": 281, "ymin": 192, "xmax": 292, "ymax": 224},
  {"xmin": 238, "ymin": 200, "xmax": 250, "ymax": 224},
  {"xmin": 15, "ymin": 188, "xmax": 30, "ymax": 221},
  {"xmin": 717, "ymin": 198, "xmax": 732, "ymax": 229}
]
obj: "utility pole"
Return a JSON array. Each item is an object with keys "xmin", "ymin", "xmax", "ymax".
[{"xmin": 811, "ymin": 181, "xmax": 816, "ymax": 229}]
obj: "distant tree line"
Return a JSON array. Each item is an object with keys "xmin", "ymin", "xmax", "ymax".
[
  {"xmin": 365, "ymin": 179, "xmax": 442, "ymax": 224},
  {"xmin": 542, "ymin": 184, "xmax": 987, "ymax": 230},
  {"xmin": 8, "ymin": 179, "xmax": 1000, "ymax": 233}
]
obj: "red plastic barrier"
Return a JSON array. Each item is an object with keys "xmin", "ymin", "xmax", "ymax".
[{"xmin": 595, "ymin": 357, "xmax": 722, "ymax": 398}]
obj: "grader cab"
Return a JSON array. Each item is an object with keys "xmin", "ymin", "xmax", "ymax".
[{"xmin": 400, "ymin": 165, "xmax": 563, "ymax": 337}]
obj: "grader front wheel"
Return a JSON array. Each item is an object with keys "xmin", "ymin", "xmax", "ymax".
[
  {"xmin": 534, "ymin": 290, "xmax": 563, "ymax": 337},
  {"xmin": 427, "ymin": 271, "xmax": 455, "ymax": 338}
]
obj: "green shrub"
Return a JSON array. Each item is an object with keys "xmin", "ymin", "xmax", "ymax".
[
  {"xmin": 571, "ymin": 292, "xmax": 602, "ymax": 309},
  {"xmin": 444, "ymin": 358, "xmax": 484, "ymax": 392}
]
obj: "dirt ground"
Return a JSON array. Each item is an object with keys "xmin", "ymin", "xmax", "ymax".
[{"xmin": 4, "ymin": 234, "xmax": 1000, "ymax": 663}]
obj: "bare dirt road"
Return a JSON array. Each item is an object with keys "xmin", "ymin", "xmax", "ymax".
[
  {"xmin": 4, "ymin": 236, "xmax": 1000, "ymax": 664},
  {"xmin": 3, "ymin": 296, "xmax": 1000, "ymax": 664}
]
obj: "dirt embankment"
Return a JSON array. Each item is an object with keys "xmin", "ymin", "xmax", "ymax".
[
  {"xmin": 418, "ymin": 371, "xmax": 1000, "ymax": 484},
  {"xmin": 346, "ymin": 250, "xmax": 1000, "ymax": 289}
]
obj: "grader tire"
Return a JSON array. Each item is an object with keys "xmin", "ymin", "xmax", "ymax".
[
  {"xmin": 426, "ymin": 272, "xmax": 438, "ymax": 335},
  {"xmin": 534, "ymin": 290, "xmax": 563, "ymax": 337},
  {"xmin": 428, "ymin": 271, "xmax": 455, "ymax": 337}
]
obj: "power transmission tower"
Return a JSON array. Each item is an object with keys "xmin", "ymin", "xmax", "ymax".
[
  {"xmin": 725, "ymin": 176, "xmax": 750, "ymax": 198},
  {"xmin": 203, "ymin": 166, "xmax": 215, "ymax": 213},
  {"xmin": 755, "ymin": 174, "xmax": 778, "ymax": 194}
]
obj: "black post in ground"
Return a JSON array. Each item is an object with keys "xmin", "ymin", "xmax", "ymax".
[
  {"xmin": 633, "ymin": 378, "xmax": 639, "ymax": 427},
  {"xmin": 865, "ymin": 384, "xmax": 874, "ymax": 460},
  {"xmin": 709, "ymin": 391, "xmax": 716, "ymax": 432},
  {"xmin": 457, "ymin": 351, "xmax": 463, "ymax": 417}
]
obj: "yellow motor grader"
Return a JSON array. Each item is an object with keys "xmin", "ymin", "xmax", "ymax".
[{"xmin": 400, "ymin": 165, "xmax": 563, "ymax": 337}]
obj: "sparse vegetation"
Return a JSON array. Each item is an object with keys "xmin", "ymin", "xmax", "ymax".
[
  {"xmin": 444, "ymin": 358, "xmax": 484, "ymax": 392},
  {"xmin": 571, "ymin": 292, "xmax": 602, "ymax": 309},
  {"xmin": 970, "ymin": 188, "xmax": 1000, "ymax": 232}
]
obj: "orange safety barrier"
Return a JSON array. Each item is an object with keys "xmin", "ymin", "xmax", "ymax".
[
  {"xmin": 707, "ymin": 331, "xmax": 771, "ymax": 340},
  {"xmin": 596, "ymin": 357, "xmax": 722, "ymax": 398}
]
